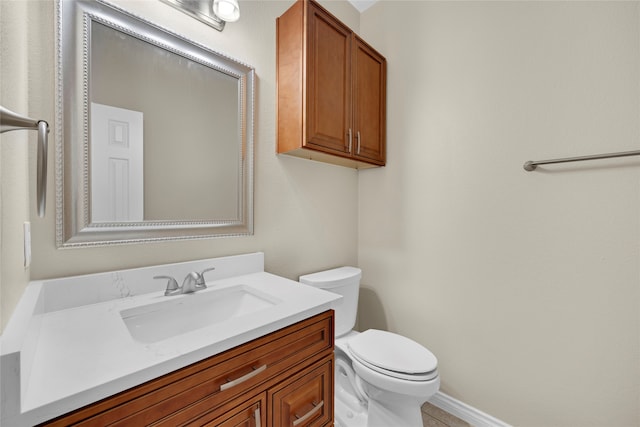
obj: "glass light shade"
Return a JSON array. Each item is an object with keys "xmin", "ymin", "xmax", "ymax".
[{"xmin": 213, "ymin": 0, "xmax": 240, "ymax": 22}]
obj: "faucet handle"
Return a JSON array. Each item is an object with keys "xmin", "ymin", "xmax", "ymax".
[
  {"xmin": 195, "ymin": 267, "xmax": 216, "ymax": 289},
  {"xmin": 154, "ymin": 275, "xmax": 179, "ymax": 296},
  {"xmin": 199, "ymin": 267, "xmax": 216, "ymax": 276}
]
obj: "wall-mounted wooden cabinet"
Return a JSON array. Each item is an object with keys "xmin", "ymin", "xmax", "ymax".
[
  {"xmin": 277, "ymin": 0, "xmax": 386, "ymax": 169},
  {"xmin": 39, "ymin": 311, "xmax": 334, "ymax": 427}
]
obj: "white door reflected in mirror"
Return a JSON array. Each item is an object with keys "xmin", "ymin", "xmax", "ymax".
[{"xmin": 91, "ymin": 103, "xmax": 144, "ymax": 223}]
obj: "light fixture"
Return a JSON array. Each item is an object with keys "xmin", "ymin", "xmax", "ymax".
[{"xmin": 213, "ymin": 0, "xmax": 240, "ymax": 22}]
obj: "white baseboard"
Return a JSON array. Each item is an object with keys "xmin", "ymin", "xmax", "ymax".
[{"xmin": 429, "ymin": 391, "xmax": 512, "ymax": 427}]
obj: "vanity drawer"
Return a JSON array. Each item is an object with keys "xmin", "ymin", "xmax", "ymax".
[{"xmin": 40, "ymin": 311, "xmax": 333, "ymax": 427}]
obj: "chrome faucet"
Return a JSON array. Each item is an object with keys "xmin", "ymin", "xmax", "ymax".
[
  {"xmin": 181, "ymin": 272, "xmax": 200, "ymax": 294},
  {"xmin": 154, "ymin": 267, "xmax": 216, "ymax": 296}
]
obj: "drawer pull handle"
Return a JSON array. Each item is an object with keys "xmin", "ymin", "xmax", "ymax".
[
  {"xmin": 292, "ymin": 400, "xmax": 324, "ymax": 426},
  {"xmin": 254, "ymin": 406, "xmax": 262, "ymax": 427},
  {"xmin": 220, "ymin": 364, "xmax": 267, "ymax": 391}
]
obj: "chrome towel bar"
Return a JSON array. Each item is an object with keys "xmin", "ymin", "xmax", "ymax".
[
  {"xmin": 524, "ymin": 149, "xmax": 640, "ymax": 172},
  {"xmin": 1, "ymin": 105, "xmax": 49, "ymax": 217}
]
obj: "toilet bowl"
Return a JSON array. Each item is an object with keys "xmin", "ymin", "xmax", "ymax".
[{"xmin": 300, "ymin": 267, "xmax": 440, "ymax": 427}]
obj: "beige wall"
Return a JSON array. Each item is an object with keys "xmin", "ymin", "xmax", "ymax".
[
  {"xmin": 0, "ymin": 0, "xmax": 361, "ymax": 332},
  {"xmin": 358, "ymin": 1, "xmax": 640, "ymax": 426},
  {"xmin": 1, "ymin": 0, "xmax": 34, "ymax": 336}
]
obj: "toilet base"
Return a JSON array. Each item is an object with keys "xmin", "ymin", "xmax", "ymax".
[
  {"xmin": 334, "ymin": 392, "xmax": 425, "ymax": 427},
  {"xmin": 335, "ymin": 390, "xmax": 368, "ymax": 427},
  {"xmin": 366, "ymin": 395, "xmax": 424, "ymax": 427},
  {"xmin": 335, "ymin": 355, "xmax": 368, "ymax": 427}
]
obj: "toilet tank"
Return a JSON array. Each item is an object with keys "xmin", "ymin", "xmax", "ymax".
[{"xmin": 299, "ymin": 267, "xmax": 361, "ymax": 337}]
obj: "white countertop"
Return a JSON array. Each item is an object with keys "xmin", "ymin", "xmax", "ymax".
[{"xmin": 0, "ymin": 253, "xmax": 340, "ymax": 426}]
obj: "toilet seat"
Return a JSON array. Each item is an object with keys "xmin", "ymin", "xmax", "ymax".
[{"xmin": 347, "ymin": 329, "xmax": 438, "ymax": 381}]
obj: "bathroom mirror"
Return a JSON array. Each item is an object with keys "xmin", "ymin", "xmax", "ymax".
[{"xmin": 56, "ymin": 0, "xmax": 254, "ymax": 247}]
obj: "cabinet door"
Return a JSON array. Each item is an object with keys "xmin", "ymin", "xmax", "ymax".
[
  {"xmin": 352, "ymin": 36, "xmax": 386, "ymax": 165},
  {"xmin": 270, "ymin": 357, "xmax": 333, "ymax": 427},
  {"xmin": 306, "ymin": 2, "xmax": 352, "ymax": 156}
]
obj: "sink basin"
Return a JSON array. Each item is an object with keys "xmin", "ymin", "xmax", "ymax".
[{"xmin": 120, "ymin": 285, "xmax": 280, "ymax": 343}]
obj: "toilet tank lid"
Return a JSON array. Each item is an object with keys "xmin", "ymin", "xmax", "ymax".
[{"xmin": 299, "ymin": 266, "xmax": 362, "ymax": 288}]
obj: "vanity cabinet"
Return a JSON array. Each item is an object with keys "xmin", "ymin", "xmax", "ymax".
[
  {"xmin": 277, "ymin": 0, "xmax": 386, "ymax": 169},
  {"xmin": 39, "ymin": 311, "xmax": 334, "ymax": 427}
]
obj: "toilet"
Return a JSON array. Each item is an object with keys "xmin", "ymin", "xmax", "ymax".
[{"xmin": 300, "ymin": 267, "xmax": 440, "ymax": 427}]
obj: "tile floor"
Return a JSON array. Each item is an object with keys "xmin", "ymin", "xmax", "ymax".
[{"xmin": 421, "ymin": 402, "xmax": 471, "ymax": 427}]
